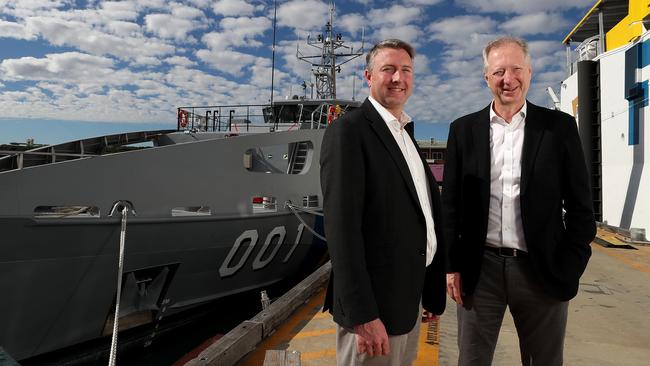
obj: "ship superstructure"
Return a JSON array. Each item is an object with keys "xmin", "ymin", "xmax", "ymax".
[{"xmin": 558, "ymin": 0, "xmax": 649, "ymax": 240}]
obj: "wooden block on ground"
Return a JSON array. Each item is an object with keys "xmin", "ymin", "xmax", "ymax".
[
  {"xmin": 184, "ymin": 321, "xmax": 263, "ymax": 366},
  {"xmin": 263, "ymin": 350, "xmax": 301, "ymax": 366}
]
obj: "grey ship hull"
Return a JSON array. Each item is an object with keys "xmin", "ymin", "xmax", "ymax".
[{"xmin": 0, "ymin": 128, "xmax": 327, "ymax": 360}]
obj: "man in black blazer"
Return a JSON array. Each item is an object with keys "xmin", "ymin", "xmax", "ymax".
[
  {"xmin": 442, "ymin": 36, "xmax": 596, "ymax": 365},
  {"xmin": 320, "ymin": 39, "xmax": 446, "ymax": 365}
]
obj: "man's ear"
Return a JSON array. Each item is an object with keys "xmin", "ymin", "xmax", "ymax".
[{"xmin": 364, "ymin": 69, "xmax": 371, "ymax": 86}]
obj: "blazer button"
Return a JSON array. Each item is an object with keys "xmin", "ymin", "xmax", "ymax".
[{"xmin": 419, "ymin": 249, "xmax": 426, "ymax": 256}]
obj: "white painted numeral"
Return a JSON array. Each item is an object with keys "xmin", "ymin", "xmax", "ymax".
[
  {"xmin": 219, "ymin": 230, "xmax": 258, "ymax": 277},
  {"xmin": 252, "ymin": 226, "xmax": 286, "ymax": 270}
]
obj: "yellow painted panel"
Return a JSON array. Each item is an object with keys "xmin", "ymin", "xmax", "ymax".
[{"xmin": 606, "ymin": 0, "xmax": 650, "ymax": 51}]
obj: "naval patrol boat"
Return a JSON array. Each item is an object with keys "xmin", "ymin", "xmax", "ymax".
[{"xmin": 0, "ymin": 8, "xmax": 362, "ymax": 362}]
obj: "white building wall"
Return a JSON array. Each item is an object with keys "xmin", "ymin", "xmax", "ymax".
[
  {"xmin": 598, "ymin": 34, "xmax": 650, "ymax": 231},
  {"xmin": 560, "ymin": 72, "xmax": 578, "ymax": 118}
]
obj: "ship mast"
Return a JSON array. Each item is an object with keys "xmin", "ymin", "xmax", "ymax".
[{"xmin": 297, "ymin": 4, "xmax": 363, "ymax": 99}]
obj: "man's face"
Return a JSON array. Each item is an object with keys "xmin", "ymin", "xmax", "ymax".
[
  {"xmin": 484, "ymin": 42, "xmax": 532, "ymax": 109},
  {"xmin": 365, "ymin": 48, "xmax": 413, "ymax": 116}
]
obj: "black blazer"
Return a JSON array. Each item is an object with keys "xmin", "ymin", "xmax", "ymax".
[
  {"xmin": 442, "ymin": 101, "xmax": 596, "ymax": 301},
  {"xmin": 320, "ymin": 99, "xmax": 446, "ymax": 335}
]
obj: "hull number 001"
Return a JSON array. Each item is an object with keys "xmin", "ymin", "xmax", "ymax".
[{"xmin": 219, "ymin": 224, "xmax": 305, "ymax": 278}]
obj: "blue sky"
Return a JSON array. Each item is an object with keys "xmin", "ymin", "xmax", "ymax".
[{"xmin": 0, "ymin": 0, "xmax": 593, "ymax": 145}]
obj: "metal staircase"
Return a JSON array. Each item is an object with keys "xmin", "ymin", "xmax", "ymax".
[{"xmin": 287, "ymin": 141, "xmax": 311, "ymax": 174}]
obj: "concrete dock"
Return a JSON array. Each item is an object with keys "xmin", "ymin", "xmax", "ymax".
[{"xmin": 183, "ymin": 228, "xmax": 650, "ymax": 365}]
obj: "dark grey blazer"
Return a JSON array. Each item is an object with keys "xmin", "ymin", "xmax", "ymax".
[
  {"xmin": 442, "ymin": 101, "xmax": 596, "ymax": 301},
  {"xmin": 320, "ymin": 98, "xmax": 446, "ymax": 335}
]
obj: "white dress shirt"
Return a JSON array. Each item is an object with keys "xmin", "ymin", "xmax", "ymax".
[
  {"xmin": 368, "ymin": 96, "xmax": 437, "ymax": 266},
  {"xmin": 486, "ymin": 102, "xmax": 528, "ymax": 251}
]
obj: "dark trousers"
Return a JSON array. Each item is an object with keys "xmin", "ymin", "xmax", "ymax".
[{"xmin": 457, "ymin": 250, "xmax": 569, "ymax": 366}]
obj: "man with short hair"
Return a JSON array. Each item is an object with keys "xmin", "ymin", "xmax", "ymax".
[
  {"xmin": 320, "ymin": 39, "xmax": 446, "ymax": 366},
  {"xmin": 442, "ymin": 36, "xmax": 596, "ymax": 365}
]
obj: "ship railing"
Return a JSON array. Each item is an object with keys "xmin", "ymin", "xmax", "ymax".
[
  {"xmin": 177, "ymin": 101, "xmax": 341, "ymax": 133},
  {"xmin": 0, "ymin": 150, "xmax": 96, "ymax": 171},
  {"xmin": 567, "ymin": 35, "xmax": 602, "ymax": 75}
]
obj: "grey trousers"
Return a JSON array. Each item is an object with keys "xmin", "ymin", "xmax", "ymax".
[
  {"xmin": 336, "ymin": 311, "xmax": 421, "ymax": 366},
  {"xmin": 457, "ymin": 250, "xmax": 569, "ymax": 366}
]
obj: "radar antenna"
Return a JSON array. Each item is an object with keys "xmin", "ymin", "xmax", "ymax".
[{"xmin": 297, "ymin": 4, "xmax": 364, "ymax": 99}]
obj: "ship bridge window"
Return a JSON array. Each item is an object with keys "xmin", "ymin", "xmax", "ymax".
[
  {"xmin": 243, "ymin": 140, "xmax": 313, "ymax": 175},
  {"xmin": 171, "ymin": 206, "xmax": 211, "ymax": 216},
  {"xmin": 34, "ymin": 205, "xmax": 100, "ymax": 218}
]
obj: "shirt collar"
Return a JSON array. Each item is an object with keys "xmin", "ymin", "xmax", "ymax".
[
  {"xmin": 368, "ymin": 96, "xmax": 412, "ymax": 130},
  {"xmin": 489, "ymin": 101, "xmax": 527, "ymax": 125}
]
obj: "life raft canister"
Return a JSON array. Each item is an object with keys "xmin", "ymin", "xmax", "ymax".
[
  {"xmin": 327, "ymin": 105, "xmax": 340, "ymax": 124},
  {"xmin": 179, "ymin": 110, "xmax": 188, "ymax": 128}
]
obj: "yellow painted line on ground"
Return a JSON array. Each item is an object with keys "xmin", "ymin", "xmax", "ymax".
[
  {"xmin": 413, "ymin": 320, "xmax": 439, "ymax": 366},
  {"xmin": 592, "ymin": 243, "xmax": 650, "ymax": 275},
  {"xmin": 238, "ymin": 289, "xmax": 326, "ymax": 366},
  {"xmin": 312, "ymin": 311, "xmax": 332, "ymax": 319},
  {"xmin": 300, "ymin": 348, "xmax": 337, "ymax": 361},
  {"xmin": 291, "ymin": 327, "xmax": 336, "ymax": 340}
]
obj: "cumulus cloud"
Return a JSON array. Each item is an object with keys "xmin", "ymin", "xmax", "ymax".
[
  {"xmin": 454, "ymin": 0, "xmax": 593, "ymax": 14},
  {"xmin": 26, "ymin": 16, "xmax": 175, "ymax": 61},
  {"xmin": 0, "ymin": 20, "xmax": 35, "ymax": 40},
  {"xmin": 374, "ymin": 24, "xmax": 423, "ymax": 47},
  {"xmin": 501, "ymin": 12, "xmax": 570, "ymax": 36},
  {"xmin": 145, "ymin": 7, "xmax": 206, "ymax": 41},
  {"xmin": 368, "ymin": 5, "xmax": 421, "ymax": 26},
  {"xmin": 212, "ymin": 0, "xmax": 261, "ymax": 17},
  {"xmin": 277, "ymin": 0, "xmax": 329, "ymax": 34},
  {"xmin": 428, "ymin": 15, "xmax": 496, "ymax": 44},
  {"xmin": 196, "ymin": 48, "xmax": 258, "ymax": 76},
  {"xmin": 404, "ymin": 0, "xmax": 444, "ymax": 5},
  {"xmin": 0, "ymin": 52, "xmax": 115, "ymax": 82}
]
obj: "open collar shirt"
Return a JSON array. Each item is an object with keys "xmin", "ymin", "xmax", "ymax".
[
  {"xmin": 486, "ymin": 101, "xmax": 528, "ymax": 251},
  {"xmin": 368, "ymin": 96, "xmax": 437, "ymax": 266}
]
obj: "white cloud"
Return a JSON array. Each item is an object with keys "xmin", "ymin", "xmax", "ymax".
[
  {"xmin": 196, "ymin": 49, "xmax": 258, "ymax": 76},
  {"xmin": 404, "ymin": 0, "xmax": 444, "ymax": 4},
  {"xmin": 501, "ymin": 12, "xmax": 570, "ymax": 36},
  {"xmin": 212, "ymin": 0, "xmax": 260, "ymax": 17},
  {"xmin": 99, "ymin": 1, "xmax": 139, "ymax": 21},
  {"xmin": 0, "ymin": 52, "xmax": 115, "ymax": 82},
  {"xmin": 277, "ymin": 0, "xmax": 329, "ymax": 34},
  {"xmin": 105, "ymin": 20, "xmax": 141, "ymax": 37},
  {"xmin": 454, "ymin": 0, "xmax": 593, "ymax": 14},
  {"xmin": 0, "ymin": 20, "xmax": 35, "ymax": 40},
  {"xmin": 165, "ymin": 56, "xmax": 196, "ymax": 67},
  {"xmin": 368, "ymin": 5, "xmax": 421, "ymax": 26},
  {"xmin": 144, "ymin": 13, "xmax": 202, "ymax": 41},
  {"xmin": 428, "ymin": 15, "xmax": 496, "ymax": 44},
  {"xmin": 25, "ymin": 16, "xmax": 175, "ymax": 61},
  {"xmin": 374, "ymin": 24, "xmax": 423, "ymax": 47},
  {"xmin": 201, "ymin": 16, "xmax": 271, "ymax": 51},
  {"xmin": 338, "ymin": 13, "xmax": 366, "ymax": 36}
]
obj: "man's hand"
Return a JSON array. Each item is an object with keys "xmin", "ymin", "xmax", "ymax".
[
  {"xmin": 446, "ymin": 272, "xmax": 464, "ymax": 305},
  {"xmin": 353, "ymin": 318, "xmax": 390, "ymax": 357}
]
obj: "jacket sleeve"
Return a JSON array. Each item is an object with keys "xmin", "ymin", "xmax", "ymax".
[
  {"xmin": 441, "ymin": 120, "xmax": 462, "ymax": 273},
  {"xmin": 560, "ymin": 115, "xmax": 596, "ymax": 279},
  {"xmin": 320, "ymin": 118, "xmax": 379, "ymax": 326}
]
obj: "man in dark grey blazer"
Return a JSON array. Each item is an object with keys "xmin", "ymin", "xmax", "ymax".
[
  {"xmin": 442, "ymin": 36, "xmax": 596, "ymax": 365},
  {"xmin": 320, "ymin": 39, "xmax": 446, "ymax": 365}
]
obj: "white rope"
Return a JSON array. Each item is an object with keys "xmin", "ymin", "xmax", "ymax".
[
  {"xmin": 108, "ymin": 205, "xmax": 128, "ymax": 366},
  {"xmin": 284, "ymin": 202, "xmax": 326, "ymax": 241}
]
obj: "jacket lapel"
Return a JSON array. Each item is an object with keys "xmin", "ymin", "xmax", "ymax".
[
  {"xmin": 364, "ymin": 100, "xmax": 422, "ymax": 211},
  {"xmin": 521, "ymin": 102, "xmax": 545, "ymax": 194}
]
